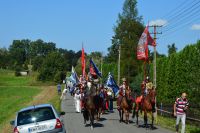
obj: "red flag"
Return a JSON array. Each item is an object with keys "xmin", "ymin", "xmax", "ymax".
[
  {"xmin": 137, "ymin": 26, "xmax": 155, "ymax": 60},
  {"xmin": 90, "ymin": 62, "xmax": 97, "ymax": 79},
  {"xmin": 147, "ymin": 28, "xmax": 155, "ymax": 46},
  {"xmin": 81, "ymin": 47, "xmax": 86, "ymax": 77}
]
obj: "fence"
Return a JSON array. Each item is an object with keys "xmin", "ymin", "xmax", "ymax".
[{"xmin": 157, "ymin": 103, "xmax": 200, "ymax": 127}]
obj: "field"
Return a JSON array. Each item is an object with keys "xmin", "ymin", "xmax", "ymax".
[{"xmin": 0, "ymin": 70, "xmax": 60, "ymax": 132}]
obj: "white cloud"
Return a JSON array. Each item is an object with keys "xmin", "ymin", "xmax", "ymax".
[
  {"xmin": 149, "ymin": 19, "xmax": 167, "ymax": 26},
  {"xmin": 191, "ymin": 24, "xmax": 200, "ymax": 30}
]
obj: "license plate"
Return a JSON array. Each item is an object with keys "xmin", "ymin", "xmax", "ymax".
[{"xmin": 28, "ymin": 125, "xmax": 47, "ymax": 132}]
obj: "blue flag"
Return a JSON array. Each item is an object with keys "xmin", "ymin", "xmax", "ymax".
[
  {"xmin": 106, "ymin": 72, "xmax": 119, "ymax": 96},
  {"xmin": 89, "ymin": 59, "xmax": 102, "ymax": 78},
  {"xmin": 69, "ymin": 66, "xmax": 79, "ymax": 84}
]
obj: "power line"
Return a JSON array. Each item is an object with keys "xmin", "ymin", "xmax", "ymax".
[
  {"xmin": 163, "ymin": 6, "xmax": 200, "ymax": 32},
  {"xmin": 163, "ymin": 0, "xmax": 200, "ymax": 27},
  {"xmin": 160, "ymin": 17, "xmax": 200, "ymax": 38},
  {"xmin": 161, "ymin": 0, "xmax": 191, "ymax": 20}
]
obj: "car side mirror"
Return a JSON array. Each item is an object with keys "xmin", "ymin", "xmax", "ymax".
[
  {"xmin": 60, "ymin": 112, "xmax": 65, "ymax": 116},
  {"xmin": 10, "ymin": 120, "xmax": 15, "ymax": 126}
]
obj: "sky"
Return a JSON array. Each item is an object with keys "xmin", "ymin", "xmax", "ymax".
[{"xmin": 0, "ymin": 0, "xmax": 199, "ymax": 55}]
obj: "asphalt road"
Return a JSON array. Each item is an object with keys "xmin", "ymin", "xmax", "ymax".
[{"xmin": 61, "ymin": 93, "xmax": 173, "ymax": 133}]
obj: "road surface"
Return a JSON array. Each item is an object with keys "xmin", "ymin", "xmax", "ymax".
[{"xmin": 61, "ymin": 93, "xmax": 173, "ymax": 133}]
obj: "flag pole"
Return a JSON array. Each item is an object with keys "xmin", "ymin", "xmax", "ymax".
[{"xmin": 118, "ymin": 45, "xmax": 121, "ymax": 86}]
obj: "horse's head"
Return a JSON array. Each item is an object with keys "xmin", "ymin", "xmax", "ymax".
[
  {"xmin": 125, "ymin": 87, "xmax": 131, "ymax": 99},
  {"xmin": 149, "ymin": 88, "xmax": 156, "ymax": 103},
  {"xmin": 87, "ymin": 81, "xmax": 92, "ymax": 90}
]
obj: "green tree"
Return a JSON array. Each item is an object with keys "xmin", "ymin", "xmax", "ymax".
[
  {"xmin": 0, "ymin": 48, "xmax": 11, "ymax": 69},
  {"xmin": 9, "ymin": 39, "xmax": 31, "ymax": 67},
  {"xmin": 107, "ymin": 0, "xmax": 144, "ymax": 84},
  {"xmin": 38, "ymin": 52, "xmax": 67, "ymax": 81},
  {"xmin": 168, "ymin": 43, "xmax": 177, "ymax": 56}
]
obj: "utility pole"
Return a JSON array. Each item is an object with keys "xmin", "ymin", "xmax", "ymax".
[
  {"xmin": 150, "ymin": 25, "xmax": 162, "ymax": 124},
  {"xmin": 149, "ymin": 25, "xmax": 162, "ymax": 88},
  {"xmin": 118, "ymin": 45, "xmax": 121, "ymax": 86}
]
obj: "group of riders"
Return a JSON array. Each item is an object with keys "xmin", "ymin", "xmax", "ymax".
[{"xmin": 66, "ymin": 72, "xmax": 156, "ymax": 128}]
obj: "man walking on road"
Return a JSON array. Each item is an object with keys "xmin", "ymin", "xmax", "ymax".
[{"xmin": 174, "ymin": 92, "xmax": 189, "ymax": 133}]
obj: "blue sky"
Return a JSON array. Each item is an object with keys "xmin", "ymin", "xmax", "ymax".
[{"xmin": 0, "ymin": 0, "xmax": 199, "ymax": 55}]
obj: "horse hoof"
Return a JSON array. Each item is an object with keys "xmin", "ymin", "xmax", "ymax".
[{"xmin": 90, "ymin": 126, "xmax": 93, "ymax": 130}]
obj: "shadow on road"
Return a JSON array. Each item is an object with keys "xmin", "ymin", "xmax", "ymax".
[
  {"xmin": 85, "ymin": 122, "xmax": 104, "ymax": 128},
  {"xmin": 98, "ymin": 117, "xmax": 107, "ymax": 121},
  {"xmin": 137, "ymin": 124, "xmax": 158, "ymax": 130}
]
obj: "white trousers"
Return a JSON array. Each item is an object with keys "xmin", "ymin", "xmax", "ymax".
[{"xmin": 176, "ymin": 114, "xmax": 186, "ymax": 133}]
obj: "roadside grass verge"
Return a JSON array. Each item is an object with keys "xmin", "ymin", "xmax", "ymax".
[
  {"xmin": 156, "ymin": 115, "xmax": 200, "ymax": 133},
  {"xmin": 0, "ymin": 69, "xmax": 61, "ymax": 132},
  {"xmin": 0, "ymin": 86, "xmax": 41, "ymax": 130}
]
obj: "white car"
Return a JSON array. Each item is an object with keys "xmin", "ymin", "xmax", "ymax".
[{"xmin": 10, "ymin": 104, "xmax": 66, "ymax": 133}]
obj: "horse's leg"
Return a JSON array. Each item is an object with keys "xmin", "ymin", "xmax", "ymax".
[
  {"xmin": 151, "ymin": 112, "xmax": 154, "ymax": 129},
  {"xmin": 82, "ymin": 110, "xmax": 87, "ymax": 125},
  {"xmin": 123, "ymin": 108, "xmax": 129, "ymax": 124},
  {"xmin": 118, "ymin": 109, "xmax": 122, "ymax": 122},
  {"xmin": 136, "ymin": 110, "xmax": 139, "ymax": 126},
  {"xmin": 89, "ymin": 110, "xmax": 93, "ymax": 130},
  {"xmin": 122, "ymin": 110, "xmax": 124, "ymax": 122},
  {"xmin": 126, "ymin": 109, "xmax": 129, "ymax": 124},
  {"xmin": 98, "ymin": 108, "xmax": 101, "ymax": 121},
  {"xmin": 144, "ymin": 111, "xmax": 148, "ymax": 128},
  {"xmin": 132, "ymin": 104, "xmax": 136, "ymax": 118}
]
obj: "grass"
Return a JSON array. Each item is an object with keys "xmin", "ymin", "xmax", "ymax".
[
  {"xmin": 0, "ymin": 69, "xmax": 61, "ymax": 132},
  {"xmin": 0, "ymin": 86, "xmax": 41, "ymax": 125},
  {"xmin": 156, "ymin": 115, "xmax": 200, "ymax": 133}
]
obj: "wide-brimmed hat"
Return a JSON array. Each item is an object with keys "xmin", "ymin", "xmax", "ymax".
[{"xmin": 122, "ymin": 78, "xmax": 126, "ymax": 82}]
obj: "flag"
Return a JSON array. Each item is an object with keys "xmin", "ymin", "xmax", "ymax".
[
  {"xmin": 89, "ymin": 59, "xmax": 102, "ymax": 78},
  {"xmin": 90, "ymin": 62, "xmax": 97, "ymax": 78},
  {"xmin": 69, "ymin": 66, "xmax": 79, "ymax": 84},
  {"xmin": 106, "ymin": 72, "xmax": 119, "ymax": 96},
  {"xmin": 81, "ymin": 46, "xmax": 86, "ymax": 77},
  {"xmin": 137, "ymin": 26, "xmax": 155, "ymax": 60},
  {"xmin": 147, "ymin": 27, "xmax": 155, "ymax": 46}
]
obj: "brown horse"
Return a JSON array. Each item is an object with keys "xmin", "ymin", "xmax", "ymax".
[
  {"xmin": 118, "ymin": 89, "xmax": 132, "ymax": 124},
  {"xmin": 82, "ymin": 81, "xmax": 96, "ymax": 130},
  {"xmin": 94, "ymin": 87, "xmax": 104, "ymax": 121},
  {"xmin": 133, "ymin": 88, "xmax": 156, "ymax": 129}
]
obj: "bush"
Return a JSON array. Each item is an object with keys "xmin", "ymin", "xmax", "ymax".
[
  {"xmin": 15, "ymin": 66, "xmax": 22, "ymax": 76},
  {"xmin": 54, "ymin": 71, "xmax": 66, "ymax": 83}
]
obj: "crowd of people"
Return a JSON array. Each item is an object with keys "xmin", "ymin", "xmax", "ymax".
[
  {"xmin": 58, "ymin": 74, "xmax": 189, "ymax": 133},
  {"xmin": 59, "ymin": 73, "xmax": 115, "ymax": 114}
]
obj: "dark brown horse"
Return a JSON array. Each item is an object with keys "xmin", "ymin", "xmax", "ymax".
[
  {"xmin": 118, "ymin": 89, "xmax": 132, "ymax": 124},
  {"xmin": 82, "ymin": 81, "xmax": 96, "ymax": 130},
  {"xmin": 93, "ymin": 87, "xmax": 104, "ymax": 121},
  {"xmin": 133, "ymin": 88, "xmax": 156, "ymax": 129}
]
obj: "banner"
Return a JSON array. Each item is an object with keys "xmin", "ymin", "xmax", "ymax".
[
  {"xmin": 106, "ymin": 72, "xmax": 119, "ymax": 96},
  {"xmin": 89, "ymin": 59, "xmax": 102, "ymax": 78},
  {"xmin": 137, "ymin": 26, "xmax": 155, "ymax": 60}
]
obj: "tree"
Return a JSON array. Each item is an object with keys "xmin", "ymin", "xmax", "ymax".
[
  {"xmin": 0, "ymin": 48, "xmax": 10, "ymax": 69},
  {"xmin": 168, "ymin": 43, "xmax": 177, "ymax": 56},
  {"xmin": 107, "ymin": 0, "xmax": 144, "ymax": 84},
  {"xmin": 9, "ymin": 39, "xmax": 31, "ymax": 68},
  {"xmin": 38, "ymin": 52, "xmax": 67, "ymax": 81}
]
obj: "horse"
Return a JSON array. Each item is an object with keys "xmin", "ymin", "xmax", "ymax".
[
  {"xmin": 132, "ymin": 88, "xmax": 156, "ymax": 129},
  {"xmin": 93, "ymin": 88, "xmax": 103, "ymax": 121},
  {"xmin": 82, "ymin": 81, "xmax": 97, "ymax": 130},
  {"xmin": 117, "ymin": 88, "xmax": 132, "ymax": 124}
]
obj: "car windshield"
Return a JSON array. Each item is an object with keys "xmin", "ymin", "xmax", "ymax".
[{"xmin": 17, "ymin": 107, "xmax": 56, "ymax": 126}]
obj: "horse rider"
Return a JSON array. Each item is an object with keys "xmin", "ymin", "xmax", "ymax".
[
  {"xmin": 145, "ymin": 76, "xmax": 153, "ymax": 96},
  {"xmin": 117, "ymin": 78, "xmax": 131, "ymax": 110}
]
